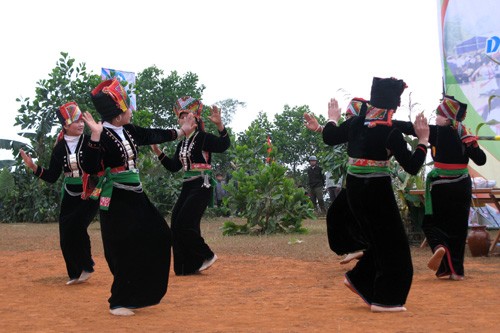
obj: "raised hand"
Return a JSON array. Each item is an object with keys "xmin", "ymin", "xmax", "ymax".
[
  {"xmin": 20, "ymin": 148, "xmax": 37, "ymax": 172},
  {"xmin": 180, "ymin": 113, "xmax": 197, "ymax": 137},
  {"xmin": 304, "ymin": 112, "xmax": 321, "ymax": 132},
  {"xmin": 328, "ymin": 98, "xmax": 341, "ymax": 122},
  {"xmin": 208, "ymin": 105, "xmax": 224, "ymax": 131},
  {"xmin": 82, "ymin": 112, "xmax": 103, "ymax": 141},
  {"xmin": 414, "ymin": 112, "xmax": 429, "ymax": 146}
]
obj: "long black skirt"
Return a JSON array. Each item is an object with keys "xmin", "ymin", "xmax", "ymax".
[
  {"xmin": 345, "ymin": 175, "xmax": 413, "ymax": 307},
  {"xmin": 99, "ymin": 187, "xmax": 171, "ymax": 309},
  {"xmin": 59, "ymin": 183, "xmax": 99, "ymax": 279},
  {"xmin": 422, "ymin": 176, "xmax": 472, "ymax": 277},
  {"xmin": 326, "ymin": 188, "xmax": 367, "ymax": 255},
  {"xmin": 171, "ymin": 178, "xmax": 214, "ymax": 276}
]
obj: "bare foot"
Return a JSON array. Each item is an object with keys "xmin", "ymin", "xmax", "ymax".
[
  {"xmin": 343, "ymin": 278, "xmax": 353, "ymax": 290},
  {"xmin": 343, "ymin": 278, "xmax": 370, "ymax": 306},
  {"xmin": 371, "ymin": 305, "xmax": 407, "ymax": 312},
  {"xmin": 427, "ymin": 247, "xmax": 446, "ymax": 271},
  {"xmin": 340, "ymin": 251, "xmax": 364, "ymax": 265},
  {"xmin": 110, "ymin": 308, "xmax": 135, "ymax": 316}
]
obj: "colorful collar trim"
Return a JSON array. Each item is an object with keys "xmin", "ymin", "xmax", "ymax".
[{"xmin": 364, "ymin": 105, "xmax": 394, "ymax": 127}]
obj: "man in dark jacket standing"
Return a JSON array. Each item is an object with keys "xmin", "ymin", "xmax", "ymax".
[{"xmin": 307, "ymin": 156, "xmax": 326, "ymax": 215}]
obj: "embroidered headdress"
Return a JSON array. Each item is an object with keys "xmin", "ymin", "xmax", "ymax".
[
  {"xmin": 90, "ymin": 79, "xmax": 130, "ymax": 121},
  {"xmin": 436, "ymin": 95, "xmax": 476, "ymax": 145},
  {"xmin": 436, "ymin": 95, "xmax": 467, "ymax": 122},
  {"xmin": 57, "ymin": 102, "xmax": 82, "ymax": 126},
  {"xmin": 345, "ymin": 97, "xmax": 368, "ymax": 119},
  {"xmin": 174, "ymin": 96, "xmax": 204, "ymax": 118}
]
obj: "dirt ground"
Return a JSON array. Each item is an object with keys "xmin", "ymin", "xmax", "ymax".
[{"xmin": 1, "ymin": 218, "xmax": 499, "ymax": 333}]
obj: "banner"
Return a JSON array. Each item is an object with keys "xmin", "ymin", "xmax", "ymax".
[
  {"xmin": 101, "ymin": 68, "xmax": 137, "ymax": 111},
  {"xmin": 438, "ymin": 0, "xmax": 500, "ymax": 183}
]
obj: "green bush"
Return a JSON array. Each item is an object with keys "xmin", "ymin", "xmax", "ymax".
[
  {"xmin": 222, "ymin": 162, "xmax": 313, "ymax": 235},
  {"xmin": 0, "ymin": 168, "xmax": 60, "ymax": 222},
  {"xmin": 138, "ymin": 150, "xmax": 183, "ymax": 217}
]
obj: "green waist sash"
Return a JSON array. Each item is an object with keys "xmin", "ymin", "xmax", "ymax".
[
  {"xmin": 424, "ymin": 167, "xmax": 468, "ymax": 215},
  {"xmin": 347, "ymin": 165, "xmax": 391, "ymax": 174},
  {"xmin": 61, "ymin": 176, "xmax": 83, "ymax": 200},
  {"xmin": 184, "ymin": 170, "xmax": 213, "ymax": 178},
  {"xmin": 90, "ymin": 168, "xmax": 141, "ymax": 211}
]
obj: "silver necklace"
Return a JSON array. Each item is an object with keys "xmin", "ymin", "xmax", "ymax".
[{"xmin": 180, "ymin": 132, "xmax": 198, "ymax": 171}]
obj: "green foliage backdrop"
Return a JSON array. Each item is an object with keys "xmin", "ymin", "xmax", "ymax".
[{"xmin": 0, "ymin": 52, "xmax": 326, "ymax": 229}]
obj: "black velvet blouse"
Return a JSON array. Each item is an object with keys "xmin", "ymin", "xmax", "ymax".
[
  {"xmin": 35, "ymin": 135, "xmax": 88, "ymax": 182},
  {"xmin": 322, "ymin": 117, "xmax": 427, "ymax": 175},
  {"xmin": 158, "ymin": 128, "xmax": 230, "ymax": 172},
  {"xmin": 82, "ymin": 124, "xmax": 178, "ymax": 174}
]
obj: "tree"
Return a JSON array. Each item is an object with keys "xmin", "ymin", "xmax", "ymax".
[
  {"xmin": 0, "ymin": 168, "xmax": 14, "ymax": 200},
  {"xmin": 0, "ymin": 138, "xmax": 26, "ymax": 168},
  {"xmin": 271, "ymin": 105, "xmax": 327, "ymax": 179},
  {"xmin": 201, "ymin": 99, "xmax": 245, "ymax": 176},
  {"xmin": 135, "ymin": 66, "xmax": 205, "ymax": 129},
  {"xmin": 222, "ymin": 162, "xmax": 313, "ymax": 235},
  {"xmin": 15, "ymin": 52, "xmax": 101, "ymax": 166},
  {"xmin": 236, "ymin": 111, "xmax": 275, "ymax": 167},
  {"xmin": 4, "ymin": 52, "xmax": 101, "ymax": 222},
  {"xmin": 214, "ymin": 98, "xmax": 246, "ymax": 126},
  {"xmin": 220, "ymin": 110, "xmax": 316, "ymax": 234}
]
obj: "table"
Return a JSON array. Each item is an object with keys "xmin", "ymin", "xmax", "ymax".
[{"xmin": 408, "ymin": 188, "xmax": 500, "ymax": 254}]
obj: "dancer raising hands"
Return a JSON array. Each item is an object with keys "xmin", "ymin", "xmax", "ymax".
[
  {"xmin": 151, "ymin": 97, "xmax": 230, "ymax": 276},
  {"xmin": 81, "ymin": 79, "xmax": 196, "ymax": 316}
]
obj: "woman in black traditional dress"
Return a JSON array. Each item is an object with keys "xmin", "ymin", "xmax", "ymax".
[
  {"xmin": 81, "ymin": 79, "xmax": 196, "ymax": 316},
  {"xmin": 422, "ymin": 96, "xmax": 486, "ymax": 281},
  {"xmin": 305, "ymin": 96, "xmax": 417, "ymax": 264},
  {"xmin": 305, "ymin": 77, "xmax": 429, "ymax": 312},
  {"xmin": 20, "ymin": 102, "xmax": 98, "ymax": 285},
  {"xmin": 151, "ymin": 96, "xmax": 230, "ymax": 276},
  {"xmin": 310, "ymin": 98, "xmax": 368, "ymax": 263}
]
